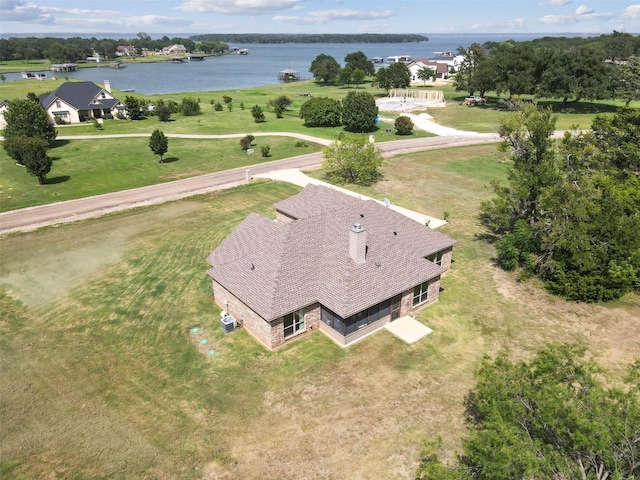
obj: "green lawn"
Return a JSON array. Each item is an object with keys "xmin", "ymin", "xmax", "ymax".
[
  {"xmin": 0, "ymin": 136, "xmax": 322, "ymax": 211},
  {"xmin": 1, "ymin": 144, "xmax": 637, "ymax": 479}
]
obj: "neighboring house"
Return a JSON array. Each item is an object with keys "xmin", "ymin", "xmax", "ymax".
[
  {"xmin": 116, "ymin": 45, "xmax": 136, "ymax": 57},
  {"xmin": 0, "ymin": 99, "xmax": 9, "ymax": 129},
  {"xmin": 408, "ymin": 59, "xmax": 449, "ymax": 84},
  {"xmin": 161, "ymin": 44, "xmax": 187, "ymax": 55},
  {"xmin": 429, "ymin": 51, "xmax": 465, "ymax": 73},
  {"xmin": 206, "ymin": 184, "xmax": 456, "ymax": 350},
  {"xmin": 39, "ymin": 81, "xmax": 126, "ymax": 124}
]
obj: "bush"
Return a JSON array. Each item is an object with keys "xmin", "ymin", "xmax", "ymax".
[
  {"xmin": 274, "ymin": 105, "xmax": 283, "ymax": 118},
  {"xmin": 299, "ymin": 97, "xmax": 342, "ymax": 127},
  {"xmin": 251, "ymin": 105, "xmax": 265, "ymax": 123},
  {"xmin": 180, "ymin": 97, "xmax": 201, "ymax": 116},
  {"xmin": 394, "ymin": 116, "xmax": 414, "ymax": 135},
  {"xmin": 261, "ymin": 145, "xmax": 271, "ymax": 157},
  {"xmin": 223, "ymin": 95, "xmax": 232, "ymax": 104},
  {"xmin": 214, "ymin": 102, "xmax": 223, "ymax": 111},
  {"xmin": 268, "ymin": 95, "xmax": 292, "ymax": 111},
  {"xmin": 342, "ymin": 91, "xmax": 378, "ymax": 132},
  {"xmin": 155, "ymin": 104, "xmax": 172, "ymax": 122},
  {"xmin": 495, "ymin": 234, "xmax": 519, "ymax": 271},
  {"xmin": 294, "ymin": 140, "xmax": 308, "ymax": 148},
  {"xmin": 239, "ymin": 134, "xmax": 254, "ymax": 150}
]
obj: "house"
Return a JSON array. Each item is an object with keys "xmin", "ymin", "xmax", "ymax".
[
  {"xmin": 39, "ymin": 81, "xmax": 126, "ymax": 124},
  {"xmin": 408, "ymin": 59, "xmax": 449, "ymax": 84},
  {"xmin": 161, "ymin": 44, "xmax": 187, "ymax": 55},
  {"xmin": 430, "ymin": 51, "xmax": 465, "ymax": 73},
  {"xmin": 116, "ymin": 45, "xmax": 136, "ymax": 57},
  {"xmin": 206, "ymin": 185, "xmax": 456, "ymax": 350},
  {"xmin": 0, "ymin": 99, "xmax": 10, "ymax": 129}
]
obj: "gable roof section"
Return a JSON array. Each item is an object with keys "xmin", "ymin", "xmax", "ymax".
[
  {"xmin": 40, "ymin": 81, "xmax": 121, "ymax": 111},
  {"xmin": 207, "ymin": 185, "xmax": 456, "ymax": 322}
]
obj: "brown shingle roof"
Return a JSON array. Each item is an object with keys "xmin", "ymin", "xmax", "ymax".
[{"xmin": 207, "ymin": 185, "xmax": 456, "ymax": 321}]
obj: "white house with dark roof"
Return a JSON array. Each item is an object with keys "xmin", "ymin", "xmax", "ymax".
[
  {"xmin": 206, "ymin": 184, "xmax": 456, "ymax": 350},
  {"xmin": 39, "ymin": 81, "xmax": 125, "ymax": 124}
]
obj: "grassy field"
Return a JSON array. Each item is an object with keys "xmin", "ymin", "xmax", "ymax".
[
  {"xmin": 2, "ymin": 76, "xmax": 637, "ymax": 213},
  {"xmin": 0, "ymin": 135, "xmax": 322, "ymax": 211},
  {"xmin": 1, "ymin": 144, "xmax": 638, "ymax": 479}
]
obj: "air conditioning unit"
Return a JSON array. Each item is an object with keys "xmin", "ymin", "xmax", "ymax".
[{"xmin": 220, "ymin": 315, "xmax": 237, "ymax": 333}]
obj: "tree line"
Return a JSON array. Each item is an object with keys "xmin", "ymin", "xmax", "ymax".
[
  {"xmin": 454, "ymin": 31, "xmax": 640, "ymax": 107},
  {"xmin": 190, "ymin": 33, "xmax": 428, "ymax": 44},
  {"xmin": 0, "ymin": 33, "xmax": 229, "ymax": 63}
]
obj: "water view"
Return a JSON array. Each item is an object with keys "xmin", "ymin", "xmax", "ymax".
[{"xmin": 6, "ymin": 34, "xmax": 544, "ymax": 94}]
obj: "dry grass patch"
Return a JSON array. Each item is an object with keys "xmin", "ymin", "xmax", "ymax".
[{"xmin": 1, "ymin": 151, "xmax": 638, "ymax": 479}]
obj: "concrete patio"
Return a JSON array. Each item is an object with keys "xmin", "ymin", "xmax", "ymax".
[{"xmin": 384, "ymin": 316, "xmax": 434, "ymax": 344}]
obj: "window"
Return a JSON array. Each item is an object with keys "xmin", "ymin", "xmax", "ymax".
[
  {"xmin": 283, "ymin": 309, "xmax": 305, "ymax": 338},
  {"xmin": 413, "ymin": 281, "xmax": 430, "ymax": 306},
  {"xmin": 426, "ymin": 251, "xmax": 443, "ymax": 266},
  {"xmin": 55, "ymin": 100, "xmax": 61, "ymax": 108}
]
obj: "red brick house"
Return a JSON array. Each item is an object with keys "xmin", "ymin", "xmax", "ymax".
[{"xmin": 206, "ymin": 185, "xmax": 456, "ymax": 349}]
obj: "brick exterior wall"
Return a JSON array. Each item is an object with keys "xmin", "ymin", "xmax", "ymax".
[
  {"xmin": 440, "ymin": 247, "xmax": 453, "ymax": 271},
  {"xmin": 213, "ymin": 280, "xmax": 321, "ymax": 350},
  {"xmin": 213, "ymin": 277, "xmax": 440, "ymax": 350}
]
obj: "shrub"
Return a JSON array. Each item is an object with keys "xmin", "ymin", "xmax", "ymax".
[
  {"xmin": 214, "ymin": 102, "xmax": 223, "ymax": 111},
  {"xmin": 239, "ymin": 134, "xmax": 254, "ymax": 150},
  {"xmin": 261, "ymin": 145, "xmax": 271, "ymax": 157},
  {"xmin": 180, "ymin": 97, "xmax": 201, "ymax": 116},
  {"xmin": 294, "ymin": 140, "xmax": 308, "ymax": 148},
  {"xmin": 268, "ymin": 95, "xmax": 292, "ymax": 111},
  {"xmin": 251, "ymin": 105, "xmax": 265, "ymax": 123},
  {"xmin": 155, "ymin": 104, "xmax": 172, "ymax": 122},
  {"xmin": 394, "ymin": 116, "xmax": 414, "ymax": 135},
  {"xmin": 299, "ymin": 97, "xmax": 342, "ymax": 127},
  {"xmin": 223, "ymin": 95, "xmax": 232, "ymax": 104},
  {"xmin": 274, "ymin": 105, "xmax": 283, "ymax": 118}
]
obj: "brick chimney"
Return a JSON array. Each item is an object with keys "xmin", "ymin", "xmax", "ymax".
[
  {"xmin": 104, "ymin": 80, "xmax": 111, "ymax": 93},
  {"xmin": 349, "ymin": 224, "xmax": 367, "ymax": 265}
]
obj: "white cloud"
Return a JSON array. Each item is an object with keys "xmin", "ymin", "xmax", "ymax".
[
  {"xmin": 177, "ymin": 0, "xmax": 300, "ymax": 15},
  {"xmin": 622, "ymin": 4, "xmax": 640, "ymax": 20},
  {"xmin": 538, "ymin": 14, "xmax": 566, "ymax": 24},
  {"xmin": 574, "ymin": 4, "xmax": 593, "ymax": 15},
  {"xmin": 274, "ymin": 8, "xmax": 394, "ymax": 25},
  {"xmin": 544, "ymin": 0, "xmax": 572, "ymax": 5},
  {"xmin": 0, "ymin": 0, "xmax": 52, "ymax": 23}
]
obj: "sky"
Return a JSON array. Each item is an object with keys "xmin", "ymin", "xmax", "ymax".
[{"xmin": 0, "ymin": 0, "xmax": 639, "ymax": 36}]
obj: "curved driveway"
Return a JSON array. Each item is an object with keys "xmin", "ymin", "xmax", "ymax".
[{"xmin": 0, "ymin": 132, "xmax": 500, "ymax": 235}]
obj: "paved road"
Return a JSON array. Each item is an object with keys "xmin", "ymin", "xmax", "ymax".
[{"xmin": 0, "ymin": 133, "xmax": 500, "ymax": 235}]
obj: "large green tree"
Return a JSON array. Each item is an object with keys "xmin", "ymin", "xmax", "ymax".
[
  {"xmin": 453, "ymin": 43, "xmax": 495, "ymax": 97},
  {"xmin": 537, "ymin": 44, "xmax": 612, "ymax": 108},
  {"xmin": 2, "ymin": 98, "xmax": 57, "ymax": 146},
  {"xmin": 344, "ymin": 50, "xmax": 375, "ymax": 76},
  {"xmin": 309, "ymin": 53, "xmax": 341, "ymax": 84},
  {"xmin": 491, "ymin": 41, "xmax": 538, "ymax": 97},
  {"xmin": 20, "ymin": 137, "xmax": 52, "ymax": 184},
  {"xmin": 616, "ymin": 55, "xmax": 640, "ymax": 106},
  {"xmin": 323, "ymin": 135, "xmax": 384, "ymax": 186},
  {"xmin": 481, "ymin": 103, "xmax": 640, "ymax": 302},
  {"xmin": 299, "ymin": 97, "xmax": 342, "ymax": 127},
  {"xmin": 417, "ymin": 344, "xmax": 640, "ymax": 480},
  {"xmin": 341, "ymin": 91, "xmax": 378, "ymax": 133}
]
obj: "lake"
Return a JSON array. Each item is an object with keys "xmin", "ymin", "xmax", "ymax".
[{"xmin": 6, "ymin": 34, "xmax": 545, "ymax": 94}]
